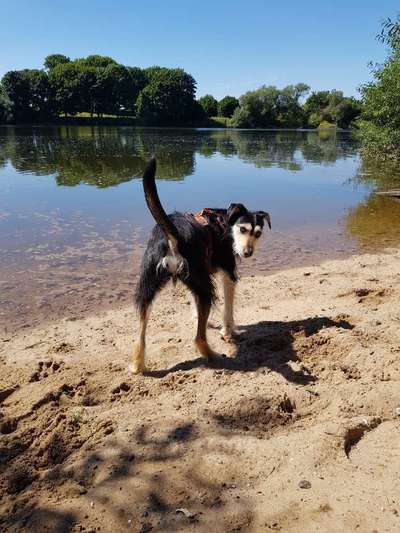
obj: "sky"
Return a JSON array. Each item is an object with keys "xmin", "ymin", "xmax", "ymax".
[{"xmin": 1, "ymin": 0, "xmax": 399, "ymax": 99}]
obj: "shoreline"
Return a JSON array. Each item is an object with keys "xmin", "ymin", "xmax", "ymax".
[
  {"xmin": 1, "ymin": 248, "xmax": 400, "ymax": 531},
  {"xmin": 1, "ymin": 241, "xmax": 368, "ymax": 340},
  {"xmin": 0, "ymin": 122, "xmax": 349, "ymax": 132}
]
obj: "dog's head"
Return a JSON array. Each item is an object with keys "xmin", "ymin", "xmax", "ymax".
[{"xmin": 226, "ymin": 203, "xmax": 271, "ymax": 258}]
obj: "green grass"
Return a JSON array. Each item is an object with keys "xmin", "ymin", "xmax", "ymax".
[
  {"xmin": 59, "ymin": 112, "xmax": 135, "ymax": 120},
  {"xmin": 318, "ymin": 120, "xmax": 337, "ymax": 129},
  {"xmin": 208, "ymin": 116, "xmax": 231, "ymax": 127}
]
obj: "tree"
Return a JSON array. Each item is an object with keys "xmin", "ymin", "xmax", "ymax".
[
  {"xmin": 48, "ymin": 62, "xmax": 85, "ymax": 115},
  {"xmin": 0, "ymin": 87, "xmax": 13, "ymax": 123},
  {"xmin": 231, "ymin": 84, "xmax": 309, "ymax": 128},
  {"xmin": 303, "ymin": 91, "xmax": 331, "ymax": 127},
  {"xmin": 136, "ymin": 68, "xmax": 197, "ymax": 125},
  {"xmin": 359, "ymin": 15, "xmax": 400, "ymax": 159},
  {"xmin": 78, "ymin": 55, "xmax": 117, "ymax": 69},
  {"xmin": 106, "ymin": 64, "xmax": 145, "ymax": 113},
  {"xmin": 218, "ymin": 96, "xmax": 239, "ymax": 117},
  {"xmin": 198, "ymin": 94, "xmax": 218, "ymax": 117},
  {"xmin": 144, "ymin": 66, "xmax": 167, "ymax": 83},
  {"xmin": 2, "ymin": 69, "xmax": 52, "ymax": 121},
  {"xmin": 277, "ymin": 83, "xmax": 309, "ymax": 127},
  {"xmin": 126, "ymin": 67, "xmax": 148, "ymax": 110},
  {"xmin": 48, "ymin": 57, "xmax": 144, "ymax": 116},
  {"xmin": 329, "ymin": 95, "xmax": 362, "ymax": 128},
  {"xmin": 44, "ymin": 54, "xmax": 70, "ymax": 70},
  {"xmin": 303, "ymin": 90, "xmax": 362, "ymax": 128}
]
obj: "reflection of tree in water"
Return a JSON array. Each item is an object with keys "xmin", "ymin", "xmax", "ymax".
[
  {"xmin": 346, "ymin": 155, "xmax": 400, "ymax": 250},
  {"xmin": 345, "ymin": 194, "xmax": 400, "ymax": 250},
  {"xmin": 0, "ymin": 126, "xmax": 196, "ymax": 186},
  {"xmin": 352, "ymin": 156, "xmax": 400, "ymax": 191},
  {"xmin": 197, "ymin": 129, "xmax": 358, "ymax": 171},
  {"xmin": 0, "ymin": 126, "xmax": 360, "ymax": 188}
]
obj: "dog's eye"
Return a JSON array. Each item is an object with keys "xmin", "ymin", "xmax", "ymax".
[
  {"xmin": 254, "ymin": 231, "xmax": 262, "ymax": 238},
  {"xmin": 240, "ymin": 227, "xmax": 247, "ymax": 234}
]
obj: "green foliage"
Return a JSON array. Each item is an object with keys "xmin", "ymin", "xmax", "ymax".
[
  {"xmin": 303, "ymin": 90, "xmax": 362, "ymax": 129},
  {"xmin": 47, "ymin": 58, "xmax": 147, "ymax": 117},
  {"xmin": 1, "ymin": 56, "xmax": 198, "ymax": 125},
  {"xmin": 0, "ymin": 87, "xmax": 13, "ymax": 123},
  {"xmin": 218, "ymin": 96, "xmax": 239, "ymax": 117},
  {"xmin": 359, "ymin": 15, "xmax": 400, "ymax": 159},
  {"xmin": 126, "ymin": 67, "xmax": 148, "ymax": 107},
  {"xmin": 209, "ymin": 116, "xmax": 230, "ymax": 127},
  {"xmin": 2, "ymin": 69, "xmax": 52, "ymax": 121},
  {"xmin": 198, "ymin": 94, "xmax": 218, "ymax": 117},
  {"xmin": 0, "ymin": 52, "xmax": 367, "ymax": 130},
  {"xmin": 136, "ymin": 68, "xmax": 197, "ymax": 125},
  {"xmin": 378, "ymin": 15, "xmax": 400, "ymax": 49},
  {"xmin": 77, "ymin": 55, "xmax": 117, "ymax": 68},
  {"xmin": 48, "ymin": 62, "xmax": 85, "ymax": 116},
  {"xmin": 318, "ymin": 120, "xmax": 336, "ymax": 129},
  {"xmin": 44, "ymin": 54, "xmax": 70, "ymax": 70},
  {"xmin": 231, "ymin": 83, "xmax": 309, "ymax": 128}
]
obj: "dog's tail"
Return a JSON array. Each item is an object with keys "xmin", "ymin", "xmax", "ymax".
[{"xmin": 142, "ymin": 157, "xmax": 188, "ymax": 281}]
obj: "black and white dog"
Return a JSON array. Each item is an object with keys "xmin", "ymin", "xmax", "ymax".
[{"xmin": 133, "ymin": 157, "xmax": 271, "ymax": 373}]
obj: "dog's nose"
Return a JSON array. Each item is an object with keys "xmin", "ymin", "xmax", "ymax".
[{"xmin": 244, "ymin": 249, "xmax": 253, "ymax": 258}]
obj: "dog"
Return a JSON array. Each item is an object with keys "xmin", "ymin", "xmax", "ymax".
[{"xmin": 132, "ymin": 157, "xmax": 271, "ymax": 374}]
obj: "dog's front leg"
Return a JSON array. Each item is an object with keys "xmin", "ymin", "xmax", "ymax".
[
  {"xmin": 132, "ymin": 307, "xmax": 150, "ymax": 374},
  {"xmin": 221, "ymin": 272, "xmax": 241, "ymax": 341}
]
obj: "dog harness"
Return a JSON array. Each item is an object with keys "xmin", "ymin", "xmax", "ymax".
[{"xmin": 184, "ymin": 208, "xmax": 226, "ymax": 267}]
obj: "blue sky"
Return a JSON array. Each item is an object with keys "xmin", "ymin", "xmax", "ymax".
[{"xmin": 1, "ymin": 1, "xmax": 399, "ymax": 99}]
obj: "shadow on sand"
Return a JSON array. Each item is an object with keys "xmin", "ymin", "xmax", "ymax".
[{"xmin": 146, "ymin": 315, "xmax": 353, "ymax": 382}]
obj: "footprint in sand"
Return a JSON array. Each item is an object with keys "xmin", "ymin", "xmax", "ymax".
[{"xmin": 29, "ymin": 360, "xmax": 64, "ymax": 382}]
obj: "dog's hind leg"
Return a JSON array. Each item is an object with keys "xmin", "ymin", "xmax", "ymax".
[
  {"xmin": 194, "ymin": 297, "xmax": 219, "ymax": 361},
  {"xmin": 133, "ymin": 255, "xmax": 168, "ymax": 374}
]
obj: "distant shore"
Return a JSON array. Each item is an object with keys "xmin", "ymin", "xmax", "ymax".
[{"xmin": 0, "ymin": 118, "xmax": 348, "ymax": 130}]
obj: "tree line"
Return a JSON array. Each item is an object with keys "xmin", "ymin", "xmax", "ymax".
[
  {"xmin": 199, "ymin": 85, "xmax": 361, "ymax": 129},
  {"xmin": 0, "ymin": 55, "xmax": 201, "ymax": 125},
  {"xmin": 0, "ymin": 53, "xmax": 362, "ymax": 129}
]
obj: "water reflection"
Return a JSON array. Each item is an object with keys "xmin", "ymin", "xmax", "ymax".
[
  {"xmin": 352, "ymin": 155, "xmax": 400, "ymax": 192},
  {"xmin": 0, "ymin": 126, "xmax": 359, "ymax": 187},
  {"xmin": 345, "ymin": 195, "xmax": 400, "ymax": 249}
]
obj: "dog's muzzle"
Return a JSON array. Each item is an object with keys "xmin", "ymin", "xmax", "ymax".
[{"xmin": 243, "ymin": 248, "xmax": 253, "ymax": 258}]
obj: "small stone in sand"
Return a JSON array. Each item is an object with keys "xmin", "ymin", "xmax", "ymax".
[{"xmin": 299, "ymin": 479, "xmax": 311, "ymax": 489}]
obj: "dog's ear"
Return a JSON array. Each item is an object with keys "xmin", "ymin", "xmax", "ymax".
[
  {"xmin": 227, "ymin": 203, "xmax": 247, "ymax": 225},
  {"xmin": 257, "ymin": 211, "xmax": 272, "ymax": 229}
]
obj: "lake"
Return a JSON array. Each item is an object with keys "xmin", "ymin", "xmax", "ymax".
[{"xmin": 1, "ymin": 125, "xmax": 400, "ymax": 334}]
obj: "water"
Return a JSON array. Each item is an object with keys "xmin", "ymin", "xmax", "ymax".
[{"xmin": 1, "ymin": 125, "xmax": 400, "ymax": 333}]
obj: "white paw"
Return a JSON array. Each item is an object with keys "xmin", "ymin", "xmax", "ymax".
[
  {"xmin": 129, "ymin": 362, "xmax": 147, "ymax": 375},
  {"xmin": 220, "ymin": 327, "xmax": 243, "ymax": 342}
]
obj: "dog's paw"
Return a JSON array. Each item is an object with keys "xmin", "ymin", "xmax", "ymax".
[
  {"xmin": 129, "ymin": 362, "xmax": 147, "ymax": 375},
  {"xmin": 195, "ymin": 339, "xmax": 220, "ymax": 360},
  {"xmin": 131, "ymin": 344, "xmax": 147, "ymax": 375},
  {"xmin": 220, "ymin": 327, "xmax": 244, "ymax": 342}
]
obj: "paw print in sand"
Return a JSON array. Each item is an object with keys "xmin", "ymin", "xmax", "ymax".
[{"xmin": 29, "ymin": 360, "xmax": 64, "ymax": 382}]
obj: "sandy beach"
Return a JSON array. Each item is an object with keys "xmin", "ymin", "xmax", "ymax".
[{"xmin": 1, "ymin": 249, "xmax": 400, "ymax": 532}]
